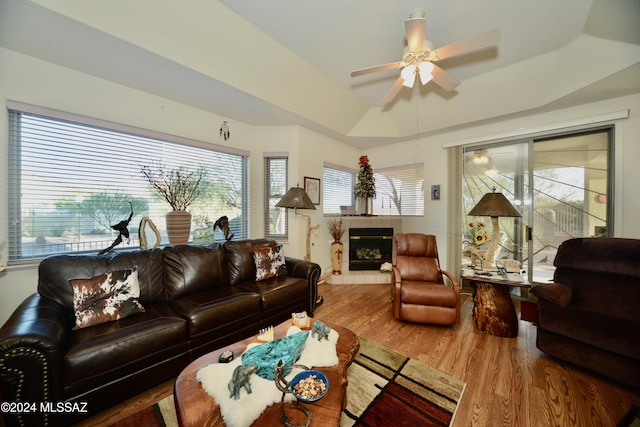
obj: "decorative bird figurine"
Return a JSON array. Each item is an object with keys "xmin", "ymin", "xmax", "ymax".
[
  {"xmin": 213, "ymin": 215, "xmax": 234, "ymax": 241},
  {"xmin": 99, "ymin": 202, "xmax": 134, "ymax": 255}
]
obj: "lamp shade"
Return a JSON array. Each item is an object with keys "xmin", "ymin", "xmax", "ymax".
[
  {"xmin": 468, "ymin": 191, "xmax": 521, "ymax": 217},
  {"xmin": 275, "ymin": 186, "xmax": 316, "ymax": 210}
]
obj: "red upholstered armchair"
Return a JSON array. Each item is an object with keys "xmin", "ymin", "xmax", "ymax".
[{"xmin": 391, "ymin": 233, "xmax": 461, "ymax": 325}]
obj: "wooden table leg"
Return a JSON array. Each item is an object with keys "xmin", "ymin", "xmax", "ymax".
[{"xmin": 472, "ymin": 281, "xmax": 519, "ymax": 337}]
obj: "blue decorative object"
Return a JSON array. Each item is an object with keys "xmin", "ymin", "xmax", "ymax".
[
  {"xmin": 290, "ymin": 370, "xmax": 329, "ymax": 403},
  {"xmin": 242, "ymin": 331, "xmax": 309, "ymax": 380}
]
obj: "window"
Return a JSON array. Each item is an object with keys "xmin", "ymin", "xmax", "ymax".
[
  {"xmin": 264, "ymin": 154, "xmax": 288, "ymax": 238},
  {"xmin": 7, "ymin": 103, "xmax": 250, "ymax": 264},
  {"xmin": 323, "ymin": 162, "xmax": 424, "ymax": 216},
  {"xmin": 372, "ymin": 163, "xmax": 424, "ymax": 216},
  {"xmin": 323, "ymin": 164, "xmax": 355, "ymax": 215},
  {"xmin": 462, "ymin": 127, "xmax": 613, "ymax": 283}
]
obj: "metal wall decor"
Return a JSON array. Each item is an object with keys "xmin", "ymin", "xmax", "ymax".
[{"xmin": 220, "ymin": 121, "xmax": 230, "ymax": 140}]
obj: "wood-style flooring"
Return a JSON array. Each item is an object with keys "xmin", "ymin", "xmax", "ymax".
[{"xmin": 77, "ymin": 282, "xmax": 640, "ymax": 427}]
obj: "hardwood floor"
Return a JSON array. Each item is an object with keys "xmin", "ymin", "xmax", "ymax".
[
  {"xmin": 315, "ymin": 283, "xmax": 640, "ymax": 427},
  {"xmin": 78, "ymin": 282, "xmax": 640, "ymax": 427}
]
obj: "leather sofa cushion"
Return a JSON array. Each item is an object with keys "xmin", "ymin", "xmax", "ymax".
[
  {"xmin": 236, "ymin": 276, "xmax": 309, "ymax": 313},
  {"xmin": 170, "ymin": 287, "xmax": 262, "ymax": 337},
  {"xmin": 554, "ymin": 268, "xmax": 640, "ymax": 322},
  {"xmin": 400, "ymin": 281, "xmax": 457, "ymax": 307},
  {"xmin": 225, "ymin": 239, "xmax": 278, "ymax": 285},
  {"xmin": 164, "ymin": 245, "xmax": 230, "ymax": 300},
  {"xmin": 63, "ymin": 303, "xmax": 186, "ymax": 385},
  {"xmin": 537, "ymin": 302, "xmax": 640, "ymax": 361},
  {"xmin": 554, "ymin": 237, "xmax": 640, "ymax": 278},
  {"xmin": 38, "ymin": 248, "xmax": 166, "ymax": 312}
]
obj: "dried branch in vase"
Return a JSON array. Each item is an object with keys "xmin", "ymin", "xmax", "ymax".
[{"xmin": 140, "ymin": 162, "xmax": 206, "ymax": 211}]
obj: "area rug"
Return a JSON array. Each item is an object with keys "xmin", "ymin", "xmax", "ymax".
[
  {"xmin": 114, "ymin": 336, "xmax": 465, "ymax": 427},
  {"xmin": 340, "ymin": 336, "xmax": 465, "ymax": 427}
]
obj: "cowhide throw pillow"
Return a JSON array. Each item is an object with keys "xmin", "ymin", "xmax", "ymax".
[
  {"xmin": 69, "ymin": 268, "xmax": 145, "ymax": 329},
  {"xmin": 253, "ymin": 244, "xmax": 287, "ymax": 281}
]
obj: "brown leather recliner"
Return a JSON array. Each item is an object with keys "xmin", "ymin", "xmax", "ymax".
[{"xmin": 392, "ymin": 233, "xmax": 460, "ymax": 325}]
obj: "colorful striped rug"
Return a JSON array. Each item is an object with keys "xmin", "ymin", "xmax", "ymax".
[{"xmin": 340, "ymin": 336, "xmax": 466, "ymax": 427}]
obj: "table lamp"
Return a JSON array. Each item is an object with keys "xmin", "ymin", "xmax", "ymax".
[
  {"xmin": 275, "ymin": 185, "xmax": 319, "ymax": 262},
  {"xmin": 467, "ymin": 188, "xmax": 521, "ymax": 270}
]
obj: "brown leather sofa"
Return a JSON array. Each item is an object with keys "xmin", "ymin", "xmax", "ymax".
[
  {"xmin": 530, "ymin": 237, "xmax": 640, "ymax": 389},
  {"xmin": 0, "ymin": 239, "xmax": 320, "ymax": 426}
]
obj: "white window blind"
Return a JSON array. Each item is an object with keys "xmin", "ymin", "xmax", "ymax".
[
  {"xmin": 373, "ymin": 163, "xmax": 424, "ymax": 216},
  {"xmin": 7, "ymin": 106, "xmax": 250, "ymax": 264},
  {"xmin": 264, "ymin": 154, "xmax": 288, "ymax": 238},
  {"xmin": 323, "ymin": 164, "xmax": 356, "ymax": 215}
]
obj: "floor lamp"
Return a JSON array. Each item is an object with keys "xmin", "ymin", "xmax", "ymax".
[
  {"xmin": 276, "ymin": 185, "xmax": 323, "ymax": 305},
  {"xmin": 467, "ymin": 188, "xmax": 521, "ymax": 270}
]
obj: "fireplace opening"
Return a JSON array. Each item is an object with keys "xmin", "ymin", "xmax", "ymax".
[{"xmin": 349, "ymin": 227, "xmax": 393, "ymax": 271}]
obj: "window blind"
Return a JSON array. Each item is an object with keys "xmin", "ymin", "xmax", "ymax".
[
  {"xmin": 373, "ymin": 163, "xmax": 424, "ymax": 216},
  {"xmin": 323, "ymin": 163, "xmax": 356, "ymax": 215},
  {"xmin": 7, "ymin": 107, "xmax": 250, "ymax": 264},
  {"xmin": 264, "ymin": 154, "xmax": 288, "ymax": 239}
]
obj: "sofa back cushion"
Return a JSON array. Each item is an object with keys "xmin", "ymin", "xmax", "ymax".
[
  {"xmin": 164, "ymin": 244, "xmax": 230, "ymax": 300},
  {"xmin": 38, "ymin": 248, "xmax": 165, "ymax": 313},
  {"xmin": 225, "ymin": 239, "xmax": 279, "ymax": 285},
  {"xmin": 553, "ymin": 237, "xmax": 640, "ymax": 321}
]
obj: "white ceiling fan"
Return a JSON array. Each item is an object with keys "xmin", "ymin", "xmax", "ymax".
[{"xmin": 351, "ymin": 9, "xmax": 501, "ymax": 104}]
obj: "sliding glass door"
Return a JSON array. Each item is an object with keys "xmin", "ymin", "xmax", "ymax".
[{"xmin": 462, "ymin": 127, "xmax": 612, "ymax": 283}]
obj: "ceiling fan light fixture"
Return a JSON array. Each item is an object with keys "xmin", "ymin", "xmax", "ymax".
[
  {"xmin": 401, "ymin": 65, "xmax": 417, "ymax": 88},
  {"xmin": 418, "ymin": 62, "xmax": 434, "ymax": 85}
]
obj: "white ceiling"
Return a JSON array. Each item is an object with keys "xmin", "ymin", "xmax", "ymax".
[{"xmin": 1, "ymin": 0, "xmax": 639, "ymax": 148}]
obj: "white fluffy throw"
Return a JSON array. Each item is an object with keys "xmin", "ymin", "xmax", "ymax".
[{"xmin": 196, "ymin": 326, "xmax": 339, "ymax": 427}]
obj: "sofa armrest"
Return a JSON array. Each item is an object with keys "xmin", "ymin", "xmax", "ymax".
[
  {"xmin": 285, "ymin": 257, "xmax": 321, "ymax": 316},
  {"xmin": 0, "ymin": 294, "xmax": 69, "ymax": 426},
  {"xmin": 530, "ymin": 282, "xmax": 573, "ymax": 307}
]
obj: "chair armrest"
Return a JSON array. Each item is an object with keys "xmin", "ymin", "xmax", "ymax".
[
  {"xmin": 0, "ymin": 293, "xmax": 69, "ymax": 426},
  {"xmin": 285, "ymin": 257, "xmax": 321, "ymax": 315},
  {"xmin": 530, "ymin": 282, "xmax": 573, "ymax": 307},
  {"xmin": 391, "ymin": 267, "xmax": 402, "ymax": 316},
  {"xmin": 440, "ymin": 270, "xmax": 461, "ymax": 291}
]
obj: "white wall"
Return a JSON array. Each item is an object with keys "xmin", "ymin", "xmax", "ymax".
[{"xmin": 1, "ymin": 44, "xmax": 639, "ymax": 325}]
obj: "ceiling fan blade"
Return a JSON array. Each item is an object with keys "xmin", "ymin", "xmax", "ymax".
[
  {"xmin": 431, "ymin": 64, "xmax": 460, "ymax": 92},
  {"xmin": 351, "ymin": 62, "xmax": 401, "ymax": 77},
  {"xmin": 433, "ymin": 29, "xmax": 501, "ymax": 61},
  {"xmin": 382, "ymin": 76, "xmax": 405, "ymax": 104},
  {"xmin": 405, "ymin": 16, "xmax": 426, "ymax": 52}
]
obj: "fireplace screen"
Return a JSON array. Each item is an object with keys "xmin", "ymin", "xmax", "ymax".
[{"xmin": 349, "ymin": 227, "xmax": 393, "ymax": 271}]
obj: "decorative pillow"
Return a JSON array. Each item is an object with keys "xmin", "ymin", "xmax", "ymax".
[
  {"xmin": 253, "ymin": 244, "xmax": 287, "ymax": 281},
  {"xmin": 69, "ymin": 268, "xmax": 145, "ymax": 329}
]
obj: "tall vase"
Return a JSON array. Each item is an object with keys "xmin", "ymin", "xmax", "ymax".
[
  {"xmin": 331, "ymin": 241, "xmax": 343, "ymax": 275},
  {"xmin": 166, "ymin": 210, "xmax": 191, "ymax": 246},
  {"xmin": 357, "ymin": 197, "xmax": 373, "ymax": 216}
]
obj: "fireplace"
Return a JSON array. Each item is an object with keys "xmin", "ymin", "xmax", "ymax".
[{"xmin": 349, "ymin": 227, "xmax": 393, "ymax": 271}]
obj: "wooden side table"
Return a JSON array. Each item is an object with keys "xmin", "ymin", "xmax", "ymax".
[{"xmin": 462, "ymin": 274, "xmax": 531, "ymax": 338}]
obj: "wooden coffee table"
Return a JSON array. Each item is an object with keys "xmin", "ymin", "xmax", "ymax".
[
  {"xmin": 463, "ymin": 274, "xmax": 531, "ymax": 338},
  {"xmin": 174, "ymin": 320, "xmax": 359, "ymax": 426}
]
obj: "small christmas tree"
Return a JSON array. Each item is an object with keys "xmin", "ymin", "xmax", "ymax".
[{"xmin": 354, "ymin": 155, "xmax": 376, "ymax": 198}]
